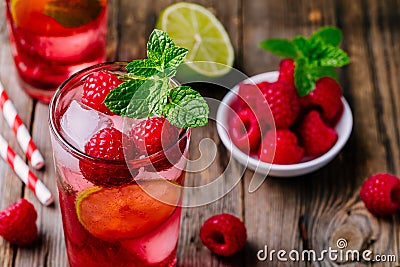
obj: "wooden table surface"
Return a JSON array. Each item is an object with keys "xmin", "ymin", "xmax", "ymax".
[{"xmin": 1, "ymin": 0, "xmax": 400, "ymax": 266}]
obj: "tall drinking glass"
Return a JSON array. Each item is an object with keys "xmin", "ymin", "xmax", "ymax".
[
  {"xmin": 49, "ymin": 62, "xmax": 189, "ymax": 267},
  {"xmin": 5, "ymin": 0, "xmax": 108, "ymax": 103}
]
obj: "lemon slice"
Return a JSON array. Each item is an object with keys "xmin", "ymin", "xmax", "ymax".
[{"xmin": 156, "ymin": 2, "xmax": 234, "ymax": 77}]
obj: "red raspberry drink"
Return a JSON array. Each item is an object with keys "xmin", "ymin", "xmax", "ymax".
[
  {"xmin": 5, "ymin": 0, "xmax": 108, "ymax": 103},
  {"xmin": 49, "ymin": 63, "xmax": 189, "ymax": 267}
]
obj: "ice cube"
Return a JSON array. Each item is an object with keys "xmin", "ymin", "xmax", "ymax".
[
  {"xmin": 60, "ymin": 100, "xmax": 113, "ymax": 150},
  {"xmin": 122, "ymin": 208, "xmax": 181, "ymax": 264}
]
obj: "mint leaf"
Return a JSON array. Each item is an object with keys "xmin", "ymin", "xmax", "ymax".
[
  {"xmin": 147, "ymin": 29, "xmax": 175, "ymax": 63},
  {"xmin": 259, "ymin": 39, "xmax": 298, "ymax": 59},
  {"xmin": 124, "ymin": 79, "xmax": 166, "ymax": 118},
  {"xmin": 163, "ymin": 86, "xmax": 209, "ymax": 128},
  {"xmin": 104, "ymin": 80, "xmax": 145, "ymax": 116},
  {"xmin": 126, "ymin": 59, "xmax": 161, "ymax": 78},
  {"xmin": 147, "ymin": 29, "xmax": 188, "ymax": 70},
  {"xmin": 311, "ymin": 66, "xmax": 338, "ymax": 81},
  {"xmin": 164, "ymin": 46, "xmax": 188, "ymax": 70},
  {"xmin": 292, "ymin": 36, "xmax": 311, "ymax": 58},
  {"xmin": 105, "ymin": 29, "xmax": 209, "ymax": 129},
  {"xmin": 261, "ymin": 26, "xmax": 350, "ymax": 97},
  {"xmin": 319, "ymin": 46, "xmax": 350, "ymax": 67},
  {"xmin": 45, "ymin": 0, "xmax": 103, "ymax": 27},
  {"xmin": 144, "ymin": 29, "xmax": 188, "ymax": 77},
  {"xmin": 310, "ymin": 26, "xmax": 342, "ymax": 47},
  {"xmin": 294, "ymin": 58, "xmax": 316, "ymax": 96}
]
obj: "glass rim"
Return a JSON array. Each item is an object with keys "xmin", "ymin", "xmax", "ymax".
[{"xmin": 49, "ymin": 61, "xmax": 189, "ymax": 165}]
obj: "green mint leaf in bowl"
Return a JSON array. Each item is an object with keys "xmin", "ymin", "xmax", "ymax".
[
  {"xmin": 309, "ymin": 26, "xmax": 342, "ymax": 47},
  {"xmin": 294, "ymin": 58, "xmax": 316, "ymax": 97},
  {"xmin": 259, "ymin": 25, "xmax": 350, "ymax": 97},
  {"xmin": 318, "ymin": 46, "xmax": 350, "ymax": 67},
  {"xmin": 311, "ymin": 66, "xmax": 338, "ymax": 81},
  {"xmin": 259, "ymin": 39, "xmax": 298, "ymax": 59}
]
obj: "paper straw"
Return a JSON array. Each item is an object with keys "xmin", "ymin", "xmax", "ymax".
[
  {"xmin": 0, "ymin": 81, "xmax": 45, "ymax": 169},
  {"xmin": 0, "ymin": 134, "xmax": 53, "ymax": 206}
]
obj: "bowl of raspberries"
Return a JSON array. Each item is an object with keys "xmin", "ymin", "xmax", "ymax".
[{"xmin": 216, "ymin": 59, "xmax": 353, "ymax": 177}]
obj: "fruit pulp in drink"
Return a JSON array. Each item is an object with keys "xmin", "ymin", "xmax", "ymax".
[{"xmin": 5, "ymin": 0, "xmax": 107, "ymax": 103}]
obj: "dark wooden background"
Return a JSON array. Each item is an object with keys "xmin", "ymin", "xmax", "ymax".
[{"xmin": 1, "ymin": 0, "xmax": 400, "ymax": 266}]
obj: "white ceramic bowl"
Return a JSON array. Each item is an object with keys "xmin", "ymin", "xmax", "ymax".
[{"xmin": 216, "ymin": 71, "xmax": 353, "ymax": 177}]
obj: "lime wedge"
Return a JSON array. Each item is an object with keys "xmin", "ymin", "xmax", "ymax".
[
  {"xmin": 156, "ymin": 2, "xmax": 234, "ymax": 77},
  {"xmin": 76, "ymin": 181, "xmax": 180, "ymax": 240}
]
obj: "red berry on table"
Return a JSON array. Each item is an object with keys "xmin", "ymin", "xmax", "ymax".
[
  {"xmin": 300, "ymin": 77, "xmax": 343, "ymax": 124},
  {"xmin": 82, "ymin": 71, "xmax": 122, "ymax": 115},
  {"xmin": 229, "ymin": 108, "xmax": 261, "ymax": 153},
  {"xmin": 0, "ymin": 199, "xmax": 38, "ymax": 246},
  {"xmin": 297, "ymin": 110, "xmax": 338, "ymax": 157},
  {"xmin": 129, "ymin": 117, "xmax": 180, "ymax": 171},
  {"xmin": 262, "ymin": 81, "xmax": 300, "ymax": 129},
  {"xmin": 360, "ymin": 173, "xmax": 400, "ymax": 216},
  {"xmin": 80, "ymin": 126, "xmax": 134, "ymax": 187},
  {"xmin": 200, "ymin": 213, "xmax": 247, "ymax": 257},
  {"xmin": 259, "ymin": 129, "xmax": 304, "ymax": 164},
  {"xmin": 278, "ymin": 59, "xmax": 295, "ymax": 86}
]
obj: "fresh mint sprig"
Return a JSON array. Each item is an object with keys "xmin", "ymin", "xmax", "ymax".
[
  {"xmin": 104, "ymin": 29, "xmax": 209, "ymax": 128},
  {"xmin": 259, "ymin": 26, "xmax": 350, "ymax": 96}
]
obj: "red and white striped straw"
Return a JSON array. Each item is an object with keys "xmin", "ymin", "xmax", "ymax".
[
  {"xmin": 0, "ymin": 134, "xmax": 53, "ymax": 206},
  {"xmin": 0, "ymin": 81, "xmax": 45, "ymax": 170}
]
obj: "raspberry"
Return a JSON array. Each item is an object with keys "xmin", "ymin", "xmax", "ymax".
[
  {"xmin": 360, "ymin": 173, "xmax": 400, "ymax": 216},
  {"xmin": 229, "ymin": 108, "xmax": 261, "ymax": 153},
  {"xmin": 80, "ymin": 127, "xmax": 135, "ymax": 187},
  {"xmin": 82, "ymin": 71, "xmax": 122, "ymax": 115},
  {"xmin": 259, "ymin": 129, "xmax": 304, "ymax": 164},
  {"xmin": 278, "ymin": 59, "xmax": 295, "ymax": 86},
  {"xmin": 297, "ymin": 110, "xmax": 338, "ymax": 157},
  {"xmin": 300, "ymin": 77, "xmax": 343, "ymax": 124},
  {"xmin": 235, "ymin": 82, "xmax": 274, "ymax": 129},
  {"xmin": 262, "ymin": 81, "xmax": 300, "ymax": 129},
  {"xmin": 129, "ymin": 117, "xmax": 180, "ymax": 171},
  {"xmin": 0, "ymin": 199, "xmax": 38, "ymax": 246},
  {"xmin": 200, "ymin": 214, "xmax": 247, "ymax": 257}
]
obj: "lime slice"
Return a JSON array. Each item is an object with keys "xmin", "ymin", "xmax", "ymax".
[
  {"xmin": 76, "ymin": 181, "xmax": 181, "ymax": 240},
  {"xmin": 156, "ymin": 2, "xmax": 234, "ymax": 77}
]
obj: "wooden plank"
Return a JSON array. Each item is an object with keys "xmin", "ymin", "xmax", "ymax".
[
  {"xmin": 106, "ymin": 0, "xmax": 120, "ymax": 61},
  {"xmin": 117, "ymin": 0, "xmax": 175, "ymax": 61}
]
